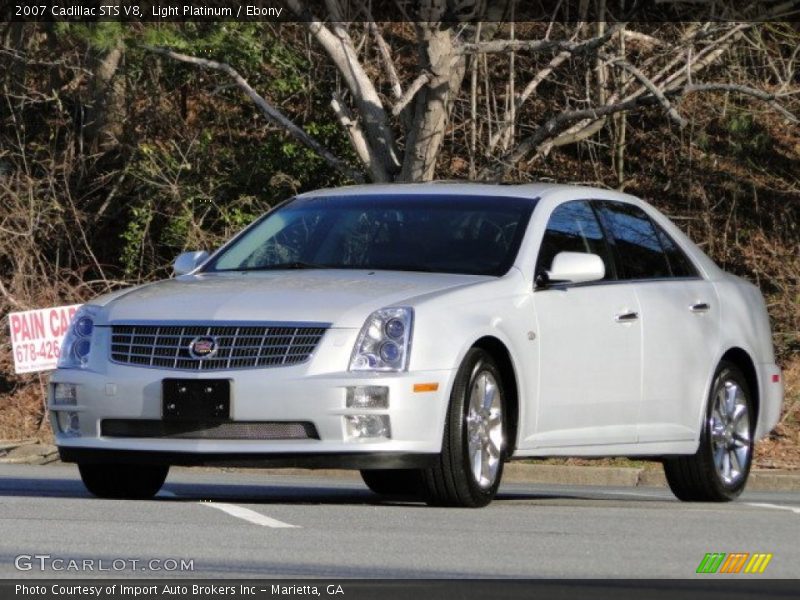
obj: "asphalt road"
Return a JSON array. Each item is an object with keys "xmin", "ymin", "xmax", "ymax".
[{"xmin": 0, "ymin": 463, "xmax": 798, "ymax": 579}]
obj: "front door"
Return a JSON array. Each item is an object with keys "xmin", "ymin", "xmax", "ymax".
[{"xmin": 530, "ymin": 200, "xmax": 641, "ymax": 448}]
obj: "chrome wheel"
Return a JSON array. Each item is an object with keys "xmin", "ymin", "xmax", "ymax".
[
  {"xmin": 709, "ymin": 379, "xmax": 751, "ymax": 486},
  {"xmin": 664, "ymin": 362, "xmax": 752, "ymax": 502},
  {"xmin": 423, "ymin": 348, "xmax": 506, "ymax": 507},
  {"xmin": 466, "ymin": 370, "xmax": 504, "ymax": 489}
]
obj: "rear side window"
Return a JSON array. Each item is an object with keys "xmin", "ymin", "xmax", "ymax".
[
  {"xmin": 535, "ymin": 200, "xmax": 615, "ymax": 280},
  {"xmin": 654, "ymin": 224, "xmax": 699, "ymax": 278},
  {"xmin": 597, "ymin": 202, "xmax": 671, "ymax": 280}
]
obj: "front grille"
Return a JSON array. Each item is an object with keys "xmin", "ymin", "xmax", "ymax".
[
  {"xmin": 109, "ymin": 323, "xmax": 327, "ymax": 371},
  {"xmin": 101, "ymin": 420, "xmax": 319, "ymax": 440}
]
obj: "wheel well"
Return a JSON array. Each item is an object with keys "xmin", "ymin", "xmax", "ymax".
[
  {"xmin": 473, "ymin": 336, "xmax": 519, "ymax": 457},
  {"xmin": 720, "ymin": 347, "xmax": 759, "ymax": 425}
]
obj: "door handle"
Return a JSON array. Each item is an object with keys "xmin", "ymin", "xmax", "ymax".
[
  {"xmin": 690, "ymin": 302, "xmax": 711, "ymax": 313},
  {"xmin": 614, "ymin": 311, "xmax": 639, "ymax": 323}
]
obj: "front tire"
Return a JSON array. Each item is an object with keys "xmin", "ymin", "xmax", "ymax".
[
  {"xmin": 78, "ymin": 464, "xmax": 169, "ymax": 499},
  {"xmin": 663, "ymin": 361, "xmax": 754, "ymax": 502},
  {"xmin": 422, "ymin": 348, "xmax": 506, "ymax": 508}
]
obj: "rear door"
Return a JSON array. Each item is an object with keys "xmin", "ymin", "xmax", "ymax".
[
  {"xmin": 531, "ymin": 200, "xmax": 641, "ymax": 448},
  {"xmin": 597, "ymin": 201, "xmax": 719, "ymax": 442}
]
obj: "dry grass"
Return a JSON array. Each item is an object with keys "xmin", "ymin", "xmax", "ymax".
[{"xmin": 0, "ymin": 374, "xmax": 51, "ymax": 442}]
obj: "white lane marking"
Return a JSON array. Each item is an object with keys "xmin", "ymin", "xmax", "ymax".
[
  {"xmin": 202, "ymin": 502, "xmax": 299, "ymax": 528},
  {"xmin": 746, "ymin": 502, "xmax": 800, "ymax": 515}
]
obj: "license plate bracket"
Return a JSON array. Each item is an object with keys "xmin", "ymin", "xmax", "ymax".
[{"xmin": 162, "ymin": 379, "xmax": 230, "ymax": 421}]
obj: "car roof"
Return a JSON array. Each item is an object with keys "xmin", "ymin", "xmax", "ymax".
[{"xmin": 294, "ymin": 182, "xmax": 641, "ymax": 204}]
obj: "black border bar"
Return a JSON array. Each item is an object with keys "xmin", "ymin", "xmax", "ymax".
[
  {"xmin": 3, "ymin": 579, "xmax": 800, "ymax": 600},
  {"xmin": 4, "ymin": 0, "xmax": 800, "ymax": 23}
]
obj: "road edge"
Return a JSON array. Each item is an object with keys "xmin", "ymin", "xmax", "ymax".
[{"xmin": 1, "ymin": 442, "xmax": 798, "ymax": 491}]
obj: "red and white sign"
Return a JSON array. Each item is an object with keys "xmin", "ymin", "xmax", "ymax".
[{"xmin": 8, "ymin": 304, "xmax": 83, "ymax": 374}]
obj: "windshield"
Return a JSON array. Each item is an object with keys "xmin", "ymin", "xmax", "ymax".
[{"xmin": 205, "ymin": 194, "xmax": 536, "ymax": 276}]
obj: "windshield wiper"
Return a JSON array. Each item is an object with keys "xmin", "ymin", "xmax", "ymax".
[
  {"xmin": 367, "ymin": 264, "xmax": 436, "ymax": 273},
  {"xmin": 237, "ymin": 261, "xmax": 333, "ymax": 271},
  {"xmin": 227, "ymin": 262, "xmax": 439, "ymax": 273}
]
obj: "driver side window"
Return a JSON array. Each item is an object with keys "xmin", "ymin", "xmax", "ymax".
[{"xmin": 535, "ymin": 200, "xmax": 615, "ymax": 281}]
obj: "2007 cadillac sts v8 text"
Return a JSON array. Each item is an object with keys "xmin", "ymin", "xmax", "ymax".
[{"xmin": 51, "ymin": 183, "xmax": 783, "ymax": 507}]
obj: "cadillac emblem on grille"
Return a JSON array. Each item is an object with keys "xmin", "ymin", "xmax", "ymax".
[{"xmin": 188, "ymin": 336, "xmax": 218, "ymax": 359}]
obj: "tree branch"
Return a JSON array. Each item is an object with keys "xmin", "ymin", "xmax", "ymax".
[
  {"xmin": 143, "ymin": 46, "xmax": 364, "ymax": 183},
  {"xmin": 0, "ymin": 277, "xmax": 28, "ymax": 310},
  {"xmin": 485, "ymin": 81, "xmax": 798, "ymax": 177},
  {"xmin": 286, "ymin": 0, "xmax": 400, "ymax": 180},
  {"xmin": 516, "ymin": 22, "xmax": 753, "ymax": 165},
  {"xmin": 620, "ymin": 30, "xmax": 664, "ymax": 48},
  {"xmin": 467, "ymin": 19, "xmax": 625, "ymax": 156},
  {"xmin": 330, "ymin": 93, "xmax": 384, "ymax": 181},
  {"xmin": 391, "ymin": 72, "xmax": 430, "ymax": 117},
  {"xmin": 366, "ymin": 21, "xmax": 402, "ymax": 101},
  {"xmin": 679, "ymin": 83, "xmax": 799, "ymax": 123},
  {"xmin": 609, "ymin": 56, "xmax": 687, "ymax": 128},
  {"xmin": 460, "ymin": 22, "xmax": 626, "ymax": 55},
  {"xmin": 488, "ymin": 21, "xmax": 592, "ymax": 153}
]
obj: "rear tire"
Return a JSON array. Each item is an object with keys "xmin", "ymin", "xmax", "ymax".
[
  {"xmin": 78, "ymin": 463, "xmax": 169, "ymax": 499},
  {"xmin": 663, "ymin": 361, "xmax": 754, "ymax": 502},
  {"xmin": 422, "ymin": 348, "xmax": 507, "ymax": 508},
  {"xmin": 360, "ymin": 470, "xmax": 422, "ymax": 498}
]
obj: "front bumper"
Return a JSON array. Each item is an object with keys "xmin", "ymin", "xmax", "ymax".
[{"xmin": 49, "ymin": 361, "xmax": 455, "ymax": 465}]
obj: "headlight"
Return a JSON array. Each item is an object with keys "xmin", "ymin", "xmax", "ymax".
[
  {"xmin": 57, "ymin": 305, "xmax": 100, "ymax": 369},
  {"xmin": 349, "ymin": 307, "xmax": 413, "ymax": 372}
]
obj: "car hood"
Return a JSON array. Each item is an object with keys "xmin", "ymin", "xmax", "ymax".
[{"xmin": 94, "ymin": 270, "xmax": 491, "ymax": 328}]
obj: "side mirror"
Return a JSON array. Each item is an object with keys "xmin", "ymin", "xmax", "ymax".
[
  {"xmin": 537, "ymin": 251, "xmax": 605, "ymax": 287},
  {"xmin": 173, "ymin": 251, "xmax": 209, "ymax": 276}
]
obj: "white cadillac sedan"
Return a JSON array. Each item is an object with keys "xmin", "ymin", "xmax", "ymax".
[{"xmin": 51, "ymin": 183, "xmax": 783, "ymax": 507}]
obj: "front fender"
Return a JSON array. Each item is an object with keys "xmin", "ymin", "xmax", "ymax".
[{"xmin": 412, "ymin": 302, "xmax": 534, "ymax": 454}]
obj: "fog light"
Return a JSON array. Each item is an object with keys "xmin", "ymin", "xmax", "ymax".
[
  {"xmin": 346, "ymin": 386, "xmax": 389, "ymax": 409},
  {"xmin": 345, "ymin": 415, "xmax": 391, "ymax": 440},
  {"xmin": 56, "ymin": 411, "xmax": 81, "ymax": 437},
  {"xmin": 53, "ymin": 383, "xmax": 77, "ymax": 406}
]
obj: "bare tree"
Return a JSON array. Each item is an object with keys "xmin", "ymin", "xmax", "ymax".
[{"xmin": 144, "ymin": 1, "xmax": 798, "ymax": 183}]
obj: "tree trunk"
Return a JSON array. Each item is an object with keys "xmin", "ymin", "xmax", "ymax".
[
  {"xmin": 399, "ymin": 2, "xmax": 510, "ymax": 182},
  {"xmin": 399, "ymin": 22, "xmax": 467, "ymax": 182},
  {"xmin": 84, "ymin": 38, "xmax": 126, "ymax": 153}
]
